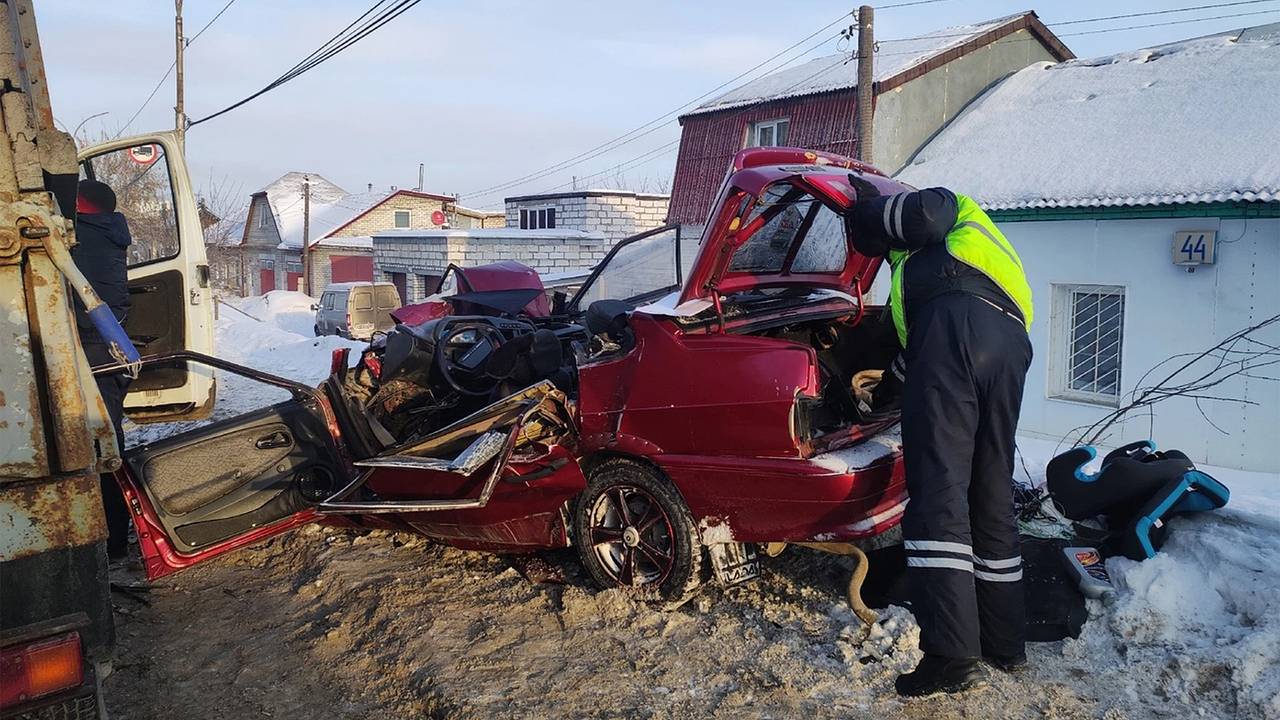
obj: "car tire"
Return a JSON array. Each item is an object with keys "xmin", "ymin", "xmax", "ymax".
[
  {"xmin": 314, "ymin": 324, "xmax": 322, "ymax": 337},
  {"xmin": 574, "ymin": 459, "xmax": 702, "ymax": 600}
]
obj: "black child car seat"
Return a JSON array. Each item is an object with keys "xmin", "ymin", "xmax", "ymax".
[{"xmin": 1047, "ymin": 440, "xmax": 1230, "ymax": 560}]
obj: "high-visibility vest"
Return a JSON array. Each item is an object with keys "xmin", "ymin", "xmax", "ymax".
[{"xmin": 888, "ymin": 194, "xmax": 1033, "ymax": 347}]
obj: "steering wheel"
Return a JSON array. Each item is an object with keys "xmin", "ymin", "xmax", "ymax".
[{"xmin": 432, "ymin": 320, "xmax": 508, "ymax": 397}]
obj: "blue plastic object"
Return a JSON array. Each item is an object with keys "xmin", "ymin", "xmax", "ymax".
[{"xmin": 86, "ymin": 304, "xmax": 140, "ymax": 365}]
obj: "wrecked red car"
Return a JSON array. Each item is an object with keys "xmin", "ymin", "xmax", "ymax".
[
  {"xmin": 391, "ymin": 259, "xmax": 554, "ymax": 326},
  {"xmin": 117, "ymin": 147, "xmax": 910, "ymax": 597}
]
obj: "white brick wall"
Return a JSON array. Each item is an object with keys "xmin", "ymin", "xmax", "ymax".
[
  {"xmin": 504, "ymin": 191, "xmax": 670, "ymax": 245},
  {"xmin": 373, "ymin": 231, "xmax": 611, "ymax": 301}
]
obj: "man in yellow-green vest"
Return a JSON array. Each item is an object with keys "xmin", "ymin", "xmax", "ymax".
[{"xmin": 846, "ymin": 185, "xmax": 1034, "ymax": 697}]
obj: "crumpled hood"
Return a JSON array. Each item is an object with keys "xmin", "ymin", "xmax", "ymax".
[{"xmin": 76, "ymin": 211, "xmax": 132, "ymax": 249}]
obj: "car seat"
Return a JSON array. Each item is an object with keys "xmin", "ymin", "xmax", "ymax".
[{"xmin": 1046, "ymin": 441, "xmax": 1230, "ymax": 560}]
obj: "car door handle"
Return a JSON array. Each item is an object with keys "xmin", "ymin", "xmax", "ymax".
[{"xmin": 255, "ymin": 431, "xmax": 291, "ymax": 450}]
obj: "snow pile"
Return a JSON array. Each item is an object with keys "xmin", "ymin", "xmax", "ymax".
[
  {"xmin": 233, "ymin": 290, "xmax": 323, "ymax": 339},
  {"xmin": 687, "ymin": 13, "xmax": 1033, "ymax": 116},
  {"xmin": 898, "ymin": 24, "xmax": 1280, "ymax": 209},
  {"xmin": 125, "ymin": 291, "xmax": 364, "ymax": 446}
]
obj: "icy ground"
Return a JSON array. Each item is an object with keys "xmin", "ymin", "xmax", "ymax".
[{"xmin": 109, "ymin": 293, "xmax": 1280, "ymax": 718}]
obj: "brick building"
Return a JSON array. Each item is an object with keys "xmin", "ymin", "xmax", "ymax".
[
  {"xmin": 371, "ymin": 189, "xmax": 671, "ymax": 301},
  {"xmin": 667, "ymin": 11, "xmax": 1072, "ymax": 236},
  {"xmin": 207, "ymin": 172, "xmax": 491, "ymax": 296},
  {"xmin": 504, "ymin": 189, "xmax": 669, "ymax": 241},
  {"xmin": 373, "ymin": 229, "xmax": 611, "ymax": 302}
]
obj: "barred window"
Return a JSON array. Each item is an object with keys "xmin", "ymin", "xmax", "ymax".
[{"xmin": 1052, "ymin": 284, "xmax": 1125, "ymax": 405}]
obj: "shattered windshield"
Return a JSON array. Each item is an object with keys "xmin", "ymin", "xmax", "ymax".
[{"xmin": 729, "ymin": 183, "xmax": 847, "ymax": 275}]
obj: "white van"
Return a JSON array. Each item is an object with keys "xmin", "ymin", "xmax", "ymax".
[
  {"xmin": 314, "ymin": 282, "xmax": 401, "ymax": 339},
  {"xmin": 79, "ymin": 132, "xmax": 217, "ymax": 422}
]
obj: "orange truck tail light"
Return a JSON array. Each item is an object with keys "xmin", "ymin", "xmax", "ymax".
[{"xmin": 0, "ymin": 632, "xmax": 84, "ymax": 708}]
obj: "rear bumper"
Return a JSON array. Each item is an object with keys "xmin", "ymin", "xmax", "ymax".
[{"xmin": 658, "ymin": 450, "xmax": 907, "ymax": 544}]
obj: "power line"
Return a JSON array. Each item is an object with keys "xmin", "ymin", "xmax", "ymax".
[
  {"xmin": 879, "ymin": 0, "xmax": 1280, "ymax": 43},
  {"xmin": 480, "ymin": 52, "xmax": 858, "ymax": 208},
  {"xmin": 479, "ymin": 0, "xmax": 1280, "ymax": 204},
  {"xmin": 460, "ymin": 13, "xmax": 854, "ymax": 201},
  {"xmin": 116, "ymin": 0, "xmax": 238, "ymax": 138},
  {"xmin": 1052, "ymin": 0, "xmax": 1279, "ymax": 27},
  {"xmin": 1057, "ymin": 7, "xmax": 1280, "ymax": 36},
  {"xmin": 188, "ymin": 0, "xmax": 422, "ymax": 127}
]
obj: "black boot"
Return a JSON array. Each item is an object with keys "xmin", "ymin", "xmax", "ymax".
[
  {"xmin": 895, "ymin": 654, "xmax": 986, "ymax": 697},
  {"xmin": 983, "ymin": 652, "xmax": 1027, "ymax": 673}
]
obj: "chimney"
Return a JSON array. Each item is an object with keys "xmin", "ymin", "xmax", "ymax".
[{"xmin": 367, "ymin": 183, "xmax": 373, "ymax": 192}]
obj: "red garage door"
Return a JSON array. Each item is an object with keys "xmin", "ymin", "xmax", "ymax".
[
  {"xmin": 330, "ymin": 255, "xmax": 374, "ymax": 283},
  {"xmin": 259, "ymin": 268, "xmax": 275, "ymax": 293},
  {"xmin": 286, "ymin": 272, "xmax": 302, "ymax": 291}
]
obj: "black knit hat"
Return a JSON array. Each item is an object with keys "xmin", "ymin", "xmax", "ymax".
[{"xmin": 77, "ymin": 179, "xmax": 117, "ymax": 214}]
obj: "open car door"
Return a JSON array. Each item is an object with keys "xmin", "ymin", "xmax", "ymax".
[
  {"xmin": 117, "ymin": 354, "xmax": 345, "ymax": 580},
  {"xmin": 119, "ymin": 353, "xmax": 578, "ymax": 579},
  {"xmin": 79, "ymin": 132, "xmax": 216, "ymax": 422}
]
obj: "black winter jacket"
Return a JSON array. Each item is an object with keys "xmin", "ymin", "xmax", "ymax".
[{"xmin": 71, "ymin": 211, "xmax": 132, "ymax": 344}]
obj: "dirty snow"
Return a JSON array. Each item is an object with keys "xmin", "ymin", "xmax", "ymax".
[
  {"xmin": 686, "ymin": 12, "xmax": 1033, "ymax": 117},
  {"xmin": 110, "ymin": 294, "xmax": 1280, "ymax": 718},
  {"xmin": 897, "ymin": 24, "xmax": 1280, "ymax": 209}
]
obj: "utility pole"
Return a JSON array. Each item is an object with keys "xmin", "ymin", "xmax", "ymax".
[
  {"xmin": 174, "ymin": 0, "xmax": 186, "ymax": 150},
  {"xmin": 418, "ymin": 163, "xmax": 424, "ymax": 191},
  {"xmin": 855, "ymin": 4, "xmax": 875, "ymax": 164},
  {"xmin": 302, "ymin": 176, "xmax": 312, "ymax": 295}
]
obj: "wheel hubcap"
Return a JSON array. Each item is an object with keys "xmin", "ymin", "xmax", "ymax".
[{"xmin": 587, "ymin": 485, "xmax": 676, "ymax": 587}]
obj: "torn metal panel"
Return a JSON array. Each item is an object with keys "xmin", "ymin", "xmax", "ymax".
[
  {"xmin": 319, "ymin": 382, "xmax": 575, "ymax": 515},
  {"xmin": 391, "ymin": 380, "xmax": 575, "ymax": 457}
]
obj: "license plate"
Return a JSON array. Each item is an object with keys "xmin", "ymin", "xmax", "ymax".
[{"xmin": 708, "ymin": 542, "xmax": 761, "ymax": 586}]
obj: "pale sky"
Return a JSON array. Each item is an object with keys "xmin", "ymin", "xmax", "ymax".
[{"xmin": 38, "ymin": 1, "xmax": 1280, "ymax": 212}]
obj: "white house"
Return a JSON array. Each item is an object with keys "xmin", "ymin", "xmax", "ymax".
[{"xmin": 897, "ymin": 24, "xmax": 1280, "ymax": 473}]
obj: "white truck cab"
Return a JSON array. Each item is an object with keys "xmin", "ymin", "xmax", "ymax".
[{"xmin": 78, "ymin": 131, "xmax": 217, "ymax": 421}]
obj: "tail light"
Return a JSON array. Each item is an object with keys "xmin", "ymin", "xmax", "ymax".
[
  {"xmin": 0, "ymin": 632, "xmax": 84, "ymax": 708},
  {"xmin": 801, "ymin": 350, "xmax": 821, "ymax": 397},
  {"xmin": 330, "ymin": 347, "xmax": 350, "ymax": 375},
  {"xmin": 346, "ymin": 312, "xmax": 352, "ymax": 327}
]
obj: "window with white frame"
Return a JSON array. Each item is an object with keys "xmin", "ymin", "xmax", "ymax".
[
  {"xmin": 750, "ymin": 118, "xmax": 790, "ymax": 147},
  {"xmin": 519, "ymin": 207, "xmax": 556, "ymax": 230},
  {"xmin": 258, "ymin": 205, "xmax": 269, "ymax": 228},
  {"xmin": 394, "ymin": 209, "xmax": 411, "ymax": 228},
  {"xmin": 1051, "ymin": 284, "xmax": 1126, "ymax": 405}
]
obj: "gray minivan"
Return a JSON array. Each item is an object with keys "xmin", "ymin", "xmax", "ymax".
[{"xmin": 313, "ymin": 281, "xmax": 401, "ymax": 339}]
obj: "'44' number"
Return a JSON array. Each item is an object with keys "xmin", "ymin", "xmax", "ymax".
[{"xmin": 1181, "ymin": 234, "xmax": 1208, "ymax": 262}]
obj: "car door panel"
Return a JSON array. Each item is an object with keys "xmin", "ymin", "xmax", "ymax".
[
  {"xmin": 114, "ymin": 352, "xmax": 344, "ymax": 580},
  {"xmin": 125, "ymin": 398, "xmax": 341, "ymax": 555}
]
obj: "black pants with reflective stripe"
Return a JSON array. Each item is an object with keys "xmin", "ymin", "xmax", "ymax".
[{"xmin": 900, "ymin": 293, "xmax": 1032, "ymax": 659}]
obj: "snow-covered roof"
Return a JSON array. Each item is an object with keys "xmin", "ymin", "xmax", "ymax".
[
  {"xmin": 313, "ymin": 235, "xmax": 373, "ymax": 250},
  {"xmin": 452, "ymin": 204, "xmax": 504, "ymax": 218},
  {"xmin": 684, "ymin": 12, "xmax": 1050, "ymax": 117},
  {"xmin": 896, "ymin": 24, "xmax": 1280, "ymax": 210},
  {"xmin": 259, "ymin": 172, "xmax": 350, "ymax": 249},
  {"xmin": 259, "ymin": 175, "xmax": 459, "ymax": 249}
]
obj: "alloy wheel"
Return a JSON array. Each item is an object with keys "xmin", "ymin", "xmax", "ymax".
[{"xmin": 587, "ymin": 485, "xmax": 675, "ymax": 587}]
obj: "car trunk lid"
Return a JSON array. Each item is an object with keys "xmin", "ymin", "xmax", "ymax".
[{"xmin": 678, "ymin": 148, "xmax": 909, "ymax": 305}]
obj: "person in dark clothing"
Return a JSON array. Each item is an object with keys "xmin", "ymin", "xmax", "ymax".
[
  {"xmin": 72, "ymin": 179, "xmax": 134, "ymax": 561},
  {"xmin": 845, "ymin": 184, "xmax": 1034, "ymax": 697}
]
